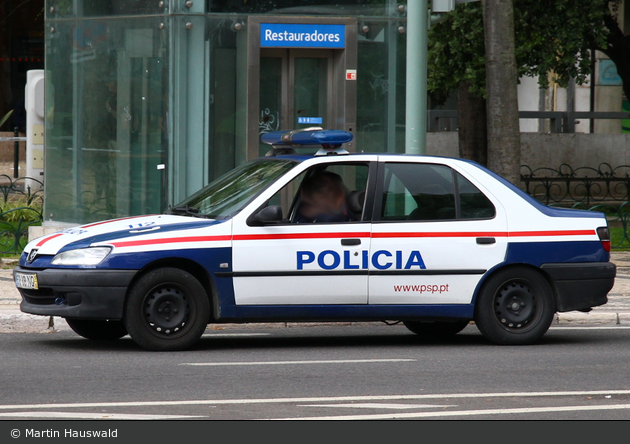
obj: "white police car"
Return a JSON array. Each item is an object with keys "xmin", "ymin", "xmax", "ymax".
[{"xmin": 14, "ymin": 128, "xmax": 616, "ymax": 350}]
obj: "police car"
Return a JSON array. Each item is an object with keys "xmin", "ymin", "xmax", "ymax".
[{"xmin": 14, "ymin": 128, "xmax": 616, "ymax": 351}]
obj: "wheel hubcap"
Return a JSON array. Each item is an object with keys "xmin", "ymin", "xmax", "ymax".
[
  {"xmin": 494, "ymin": 281, "xmax": 537, "ymax": 329},
  {"xmin": 144, "ymin": 286, "xmax": 190, "ymax": 335}
]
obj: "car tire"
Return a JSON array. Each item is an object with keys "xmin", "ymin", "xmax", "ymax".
[
  {"xmin": 66, "ymin": 318, "xmax": 128, "ymax": 341},
  {"xmin": 124, "ymin": 268, "xmax": 210, "ymax": 351},
  {"xmin": 474, "ymin": 267, "xmax": 555, "ymax": 345},
  {"xmin": 403, "ymin": 320, "xmax": 469, "ymax": 338}
]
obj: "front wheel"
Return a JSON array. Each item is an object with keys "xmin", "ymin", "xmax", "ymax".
[
  {"xmin": 124, "ymin": 268, "xmax": 210, "ymax": 351},
  {"xmin": 474, "ymin": 267, "xmax": 555, "ymax": 345},
  {"xmin": 66, "ymin": 318, "xmax": 127, "ymax": 341}
]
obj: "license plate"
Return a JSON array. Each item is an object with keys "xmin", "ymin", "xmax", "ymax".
[{"xmin": 15, "ymin": 272, "xmax": 38, "ymax": 290}]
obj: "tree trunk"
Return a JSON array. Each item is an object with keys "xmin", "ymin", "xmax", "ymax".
[
  {"xmin": 600, "ymin": 11, "xmax": 630, "ymax": 102},
  {"xmin": 457, "ymin": 81, "xmax": 488, "ymax": 166},
  {"xmin": 482, "ymin": 0, "xmax": 521, "ymax": 185}
]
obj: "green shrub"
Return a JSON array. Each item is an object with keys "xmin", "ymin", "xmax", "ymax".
[{"xmin": 0, "ymin": 198, "xmax": 42, "ymax": 223}]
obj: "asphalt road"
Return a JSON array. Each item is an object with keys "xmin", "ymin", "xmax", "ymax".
[{"xmin": 1, "ymin": 323, "xmax": 630, "ymax": 421}]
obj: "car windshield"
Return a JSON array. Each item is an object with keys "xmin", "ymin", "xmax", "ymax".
[{"xmin": 168, "ymin": 158, "xmax": 299, "ymax": 219}]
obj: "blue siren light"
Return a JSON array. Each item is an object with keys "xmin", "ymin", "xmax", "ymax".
[{"xmin": 261, "ymin": 127, "xmax": 353, "ymax": 156}]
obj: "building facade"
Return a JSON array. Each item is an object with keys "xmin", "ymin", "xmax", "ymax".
[
  {"xmin": 37, "ymin": 0, "xmax": 630, "ymax": 228},
  {"xmin": 0, "ymin": 1, "xmax": 45, "ymax": 134}
]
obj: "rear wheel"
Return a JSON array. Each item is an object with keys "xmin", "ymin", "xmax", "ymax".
[
  {"xmin": 124, "ymin": 268, "xmax": 210, "ymax": 351},
  {"xmin": 474, "ymin": 267, "xmax": 555, "ymax": 345},
  {"xmin": 403, "ymin": 320, "xmax": 469, "ymax": 339},
  {"xmin": 66, "ymin": 318, "xmax": 127, "ymax": 341}
]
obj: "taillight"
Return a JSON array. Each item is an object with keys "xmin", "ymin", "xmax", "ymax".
[{"xmin": 597, "ymin": 226, "xmax": 611, "ymax": 252}]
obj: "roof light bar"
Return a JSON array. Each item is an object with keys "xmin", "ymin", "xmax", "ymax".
[{"xmin": 261, "ymin": 127, "xmax": 353, "ymax": 156}]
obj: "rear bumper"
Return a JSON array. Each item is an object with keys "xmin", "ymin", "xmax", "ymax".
[
  {"xmin": 15, "ymin": 266, "xmax": 137, "ymax": 320},
  {"xmin": 541, "ymin": 262, "xmax": 616, "ymax": 312}
]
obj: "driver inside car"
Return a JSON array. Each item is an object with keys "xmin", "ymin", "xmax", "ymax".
[{"xmin": 294, "ymin": 170, "xmax": 356, "ymax": 223}]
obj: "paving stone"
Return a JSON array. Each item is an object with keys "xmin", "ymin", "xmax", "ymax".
[{"xmin": 2, "ymin": 253, "xmax": 630, "ymax": 333}]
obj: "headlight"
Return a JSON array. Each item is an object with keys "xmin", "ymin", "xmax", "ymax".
[{"xmin": 51, "ymin": 247, "xmax": 112, "ymax": 265}]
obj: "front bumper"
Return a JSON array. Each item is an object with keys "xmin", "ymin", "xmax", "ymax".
[
  {"xmin": 14, "ymin": 266, "xmax": 137, "ymax": 320},
  {"xmin": 541, "ymin": 262, "xmax": 616, "ymax": 312}
]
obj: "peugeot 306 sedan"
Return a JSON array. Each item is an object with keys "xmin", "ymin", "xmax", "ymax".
[{"xmin": 14, "ymin": 128, "xmax": 616, "ymax": 350}]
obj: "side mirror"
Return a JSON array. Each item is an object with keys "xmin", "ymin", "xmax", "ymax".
[{"xmin": 247, "ymin": 205, "xmax": 283, "ymax": 226}]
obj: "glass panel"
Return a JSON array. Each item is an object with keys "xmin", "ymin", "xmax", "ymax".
[
  {"xmin": 457, "ymin": 172, "xmax": 496, "ymax": 219},
  {"xmin": 268, "ymin": 163, "xmax": 369, "ymax": 223},
  {"xmin": 45, "ymin": 17, "xmax": 169, "ymax": 224},
  {"xmin": 294, "ymin": 57, "xmax": 327, "ymax": 129},
  {"xmin": 356, "ymin": 21, "xmax": 406, "ymax": 153},
  {"xmin": 381, "ymin": 173, "xmax": 412, "ymax": 220},
  {"xmin": 208, "ymin": 16, "xmax": 240, "ymax": 184},
  {"xmin": 381, "ymin": 163, "xmax": 456, "ymax": 221},
  {"xmin": 48, "ymin": 0, "xmax": 164, "ymax": 18},
  {"xmin": 174, "ymin": 158, "xmax": 298, "ymax": 219},
  {"xmin": 380, "ymin": 164, "xmax": 496, "ymax": 221},
  {"xmin": 259, "ymin": 57, "xmax": 283, "ymax": 157}
]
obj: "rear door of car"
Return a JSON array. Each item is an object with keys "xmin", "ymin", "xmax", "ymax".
[{"xmin": 368, "ymin": 158, "xmax": 508, "ymax": 305}]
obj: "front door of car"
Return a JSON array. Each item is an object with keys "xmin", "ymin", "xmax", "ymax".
[
  {"xmin": 369, "ymin": 160, "xmax": 508, "ymax": 305},
  {"xmin": 231, "ymin": 160, "xmax": 374, "ymax": 306}
]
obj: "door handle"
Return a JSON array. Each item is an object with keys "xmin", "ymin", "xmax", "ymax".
[
  {"xmin": 341, "ymin": 238, "xmax": 361, "ymax": 246},
  {"xmin": 476, "ymin": 237, "xmax": 496, "ymax": 245}
]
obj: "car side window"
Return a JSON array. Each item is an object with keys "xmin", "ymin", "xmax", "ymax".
[
  {"xmin": 380, "ymin": 163, "xmax": 494, "ymax": 221},
  {"xmin": 456, "ymin": 171, "xmax": 496, "ymax": 219},
  {"xmin": 268, "ymin": 163, "xmax": 370, "ymax": 224}
]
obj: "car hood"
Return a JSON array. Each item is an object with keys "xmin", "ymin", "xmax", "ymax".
[{"xmin": 23, "ymin": 214, "xmax": 229, "ymax": 257}]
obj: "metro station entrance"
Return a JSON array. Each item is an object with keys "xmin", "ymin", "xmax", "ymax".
[
  {"xmin": 242, "ymin": 17, "xmax": 358, "ymax": 159},
  {"xmin": 43, "ymin": 2, "xmax": 407, "ymax": 227},
  {"xmin": 259, "ymin": 49, "xmax": 334, "ymax": 142}
]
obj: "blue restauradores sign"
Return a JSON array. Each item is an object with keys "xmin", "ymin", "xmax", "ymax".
[{"xmin": 261, "ymin": 23, "xmax": 346, "ymax": 48}]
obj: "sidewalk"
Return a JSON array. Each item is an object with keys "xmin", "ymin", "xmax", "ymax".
[{"xmin": 2, "ymin": 252, "xmax": 630, "ymax": 334}]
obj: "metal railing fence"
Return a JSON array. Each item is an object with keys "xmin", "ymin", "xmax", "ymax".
[
  {"xmin": 428, "ymin": 110, "xmax": 630, "ymax": 132},
  {"xmin": 521, "ymin": 163, "xmax": 630, "ymax": 248}
]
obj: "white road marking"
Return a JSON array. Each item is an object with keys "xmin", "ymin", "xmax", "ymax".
[
  {"xmin": 0, "ymin": 412, "xmax": 206, "ymax": 420},
  {"xmin": 277, "ymin": 403, "xmax": 630, "ymax": 420},
  {"xmin": 0, "ymin": 389, "xmax": 628, "ymax": 410},
  {"xmin": 299, "ymin": 403, "xmax": 457, "ymax": 410},
  {"xmin": 179, "ymin": 359, "xmax": 416, "ymax": 366},
  {"xmin": 550, "ymin": 326, "xmax": 630, "ymax": 330},
  {"xmin": 201, "ymin": 333, "xmax": 271, "ymax": 337}
]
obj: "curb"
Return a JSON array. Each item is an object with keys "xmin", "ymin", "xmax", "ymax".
[
  {"xmin": 2, "ymin": 310, "xmax": 630, "ymax": 334},
  {"xmin": 556, "ymin": 311, "xmax": 630, "ymax": 326},
  {"xmin": 2, "ymin": 251, "xmax": 629, "ymax": 334},
  {"xmin": 0, "ymin": 310, "xmax": 68, "ymax": 334}
]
